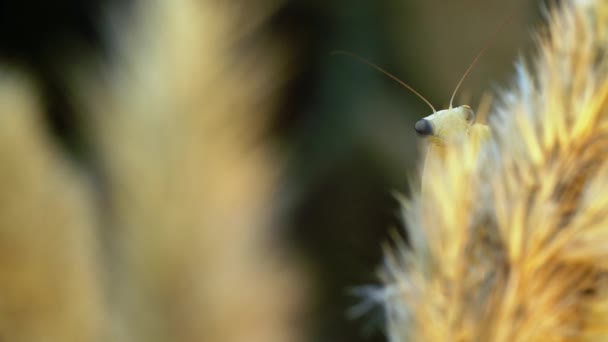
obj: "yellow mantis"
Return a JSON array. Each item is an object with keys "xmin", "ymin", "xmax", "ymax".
[
  {"xmin": 331, "ymin": 50, "xmax": 492, "ymax": 173},
  {"xmin": 332, "ymin": 13, "xmax": 514, "ymax": 167},
  {"xmin": 411, "ymin": 39, "xmax": 493, "ymax": 159}
]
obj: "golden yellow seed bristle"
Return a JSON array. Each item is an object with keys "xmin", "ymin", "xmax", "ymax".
[{"xmin": 383, "ymin": 0, "xmax": 608, "ymax": 340}]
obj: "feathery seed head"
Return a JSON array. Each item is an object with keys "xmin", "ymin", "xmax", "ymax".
[{"xmin": 383, "ymin": 0, "xmax": 608, "ymax": 341}]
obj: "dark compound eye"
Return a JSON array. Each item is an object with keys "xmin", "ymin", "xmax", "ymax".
[{"xmin": 415, "ymin": 119, "xmax": 433, "ymax": 136}]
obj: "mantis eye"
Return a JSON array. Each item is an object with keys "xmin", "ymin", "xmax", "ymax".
[
  {"xmin": 415, "ymin": 119, "xmax": 433, "ymax": 136},
  {"xmin": 463, "ymin": 106, "xmax": 476, "ymax": 123}
]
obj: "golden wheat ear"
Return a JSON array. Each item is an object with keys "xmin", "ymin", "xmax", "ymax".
[{"xmin": 381, "ymin": 0, "xmax": 608, "ymax": 341}]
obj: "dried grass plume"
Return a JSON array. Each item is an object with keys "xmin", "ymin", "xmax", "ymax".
[
  {"xmin": 0, "ymin": 0, "xmax": 302, "ymax": 341},
  {"xmin": 382, "ymin": 0, "xmax": 608, "ymax": 341}
]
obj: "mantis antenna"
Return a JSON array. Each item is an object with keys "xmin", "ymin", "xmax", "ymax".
[
  {"xmin": 449, "ymin": 13, "xmax": 514, "ymax": 109},
  {"xmin": 331, "ymin": 50, "xmax": 437, "ymax": 113}
]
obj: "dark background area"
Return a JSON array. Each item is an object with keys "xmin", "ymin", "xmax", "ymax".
[{"xmin": 0, "ymin": 0, "xmax": 544, "ymax": 341}]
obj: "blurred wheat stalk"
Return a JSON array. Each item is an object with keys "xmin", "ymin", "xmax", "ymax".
[
  {"xmin": 382, "ymin": 0, "xmax": 608, "ymax": 341},
  {"xmin": 0, "ymin": 0, "xmax": 301, "ymax": 341}
]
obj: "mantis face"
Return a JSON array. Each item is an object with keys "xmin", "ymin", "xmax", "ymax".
[
  {"xmin": 415, "ymin": 105, "xmax": 490, "ymax": 162},
  {"xmin": 414, "ymin": 105, "xmax": 475, "ymax": 147}
]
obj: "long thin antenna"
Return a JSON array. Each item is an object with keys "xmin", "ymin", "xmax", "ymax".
[
  {"xmin": 331, "ymin": 50, "xmax": 436, "ymax": 113},
  {"xmin": 449, "ymin": 14, "xmax": 513, "ymax": 109}
]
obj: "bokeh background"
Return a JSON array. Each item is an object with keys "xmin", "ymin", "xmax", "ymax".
[{"xmin": 0, "ymin": 0, "xmax": 546, "ymax": 341}]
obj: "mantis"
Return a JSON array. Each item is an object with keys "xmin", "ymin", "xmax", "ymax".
[
  {"xmin": 331, "ymin": 50, "xmax": 492, "ymax": 176},
  {"xmin": 332, "ymin": 10, "xmax": 512, "ymax": 164}
]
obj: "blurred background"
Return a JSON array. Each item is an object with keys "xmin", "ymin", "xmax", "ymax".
[{"xmin": 0, "ymin": 0, "xmax": 545, "ymax": 341}]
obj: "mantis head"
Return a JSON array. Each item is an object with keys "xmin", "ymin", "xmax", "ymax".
[{"xmin": 414, "ymin": 105, "xmax": 475, "ymax": 147}]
